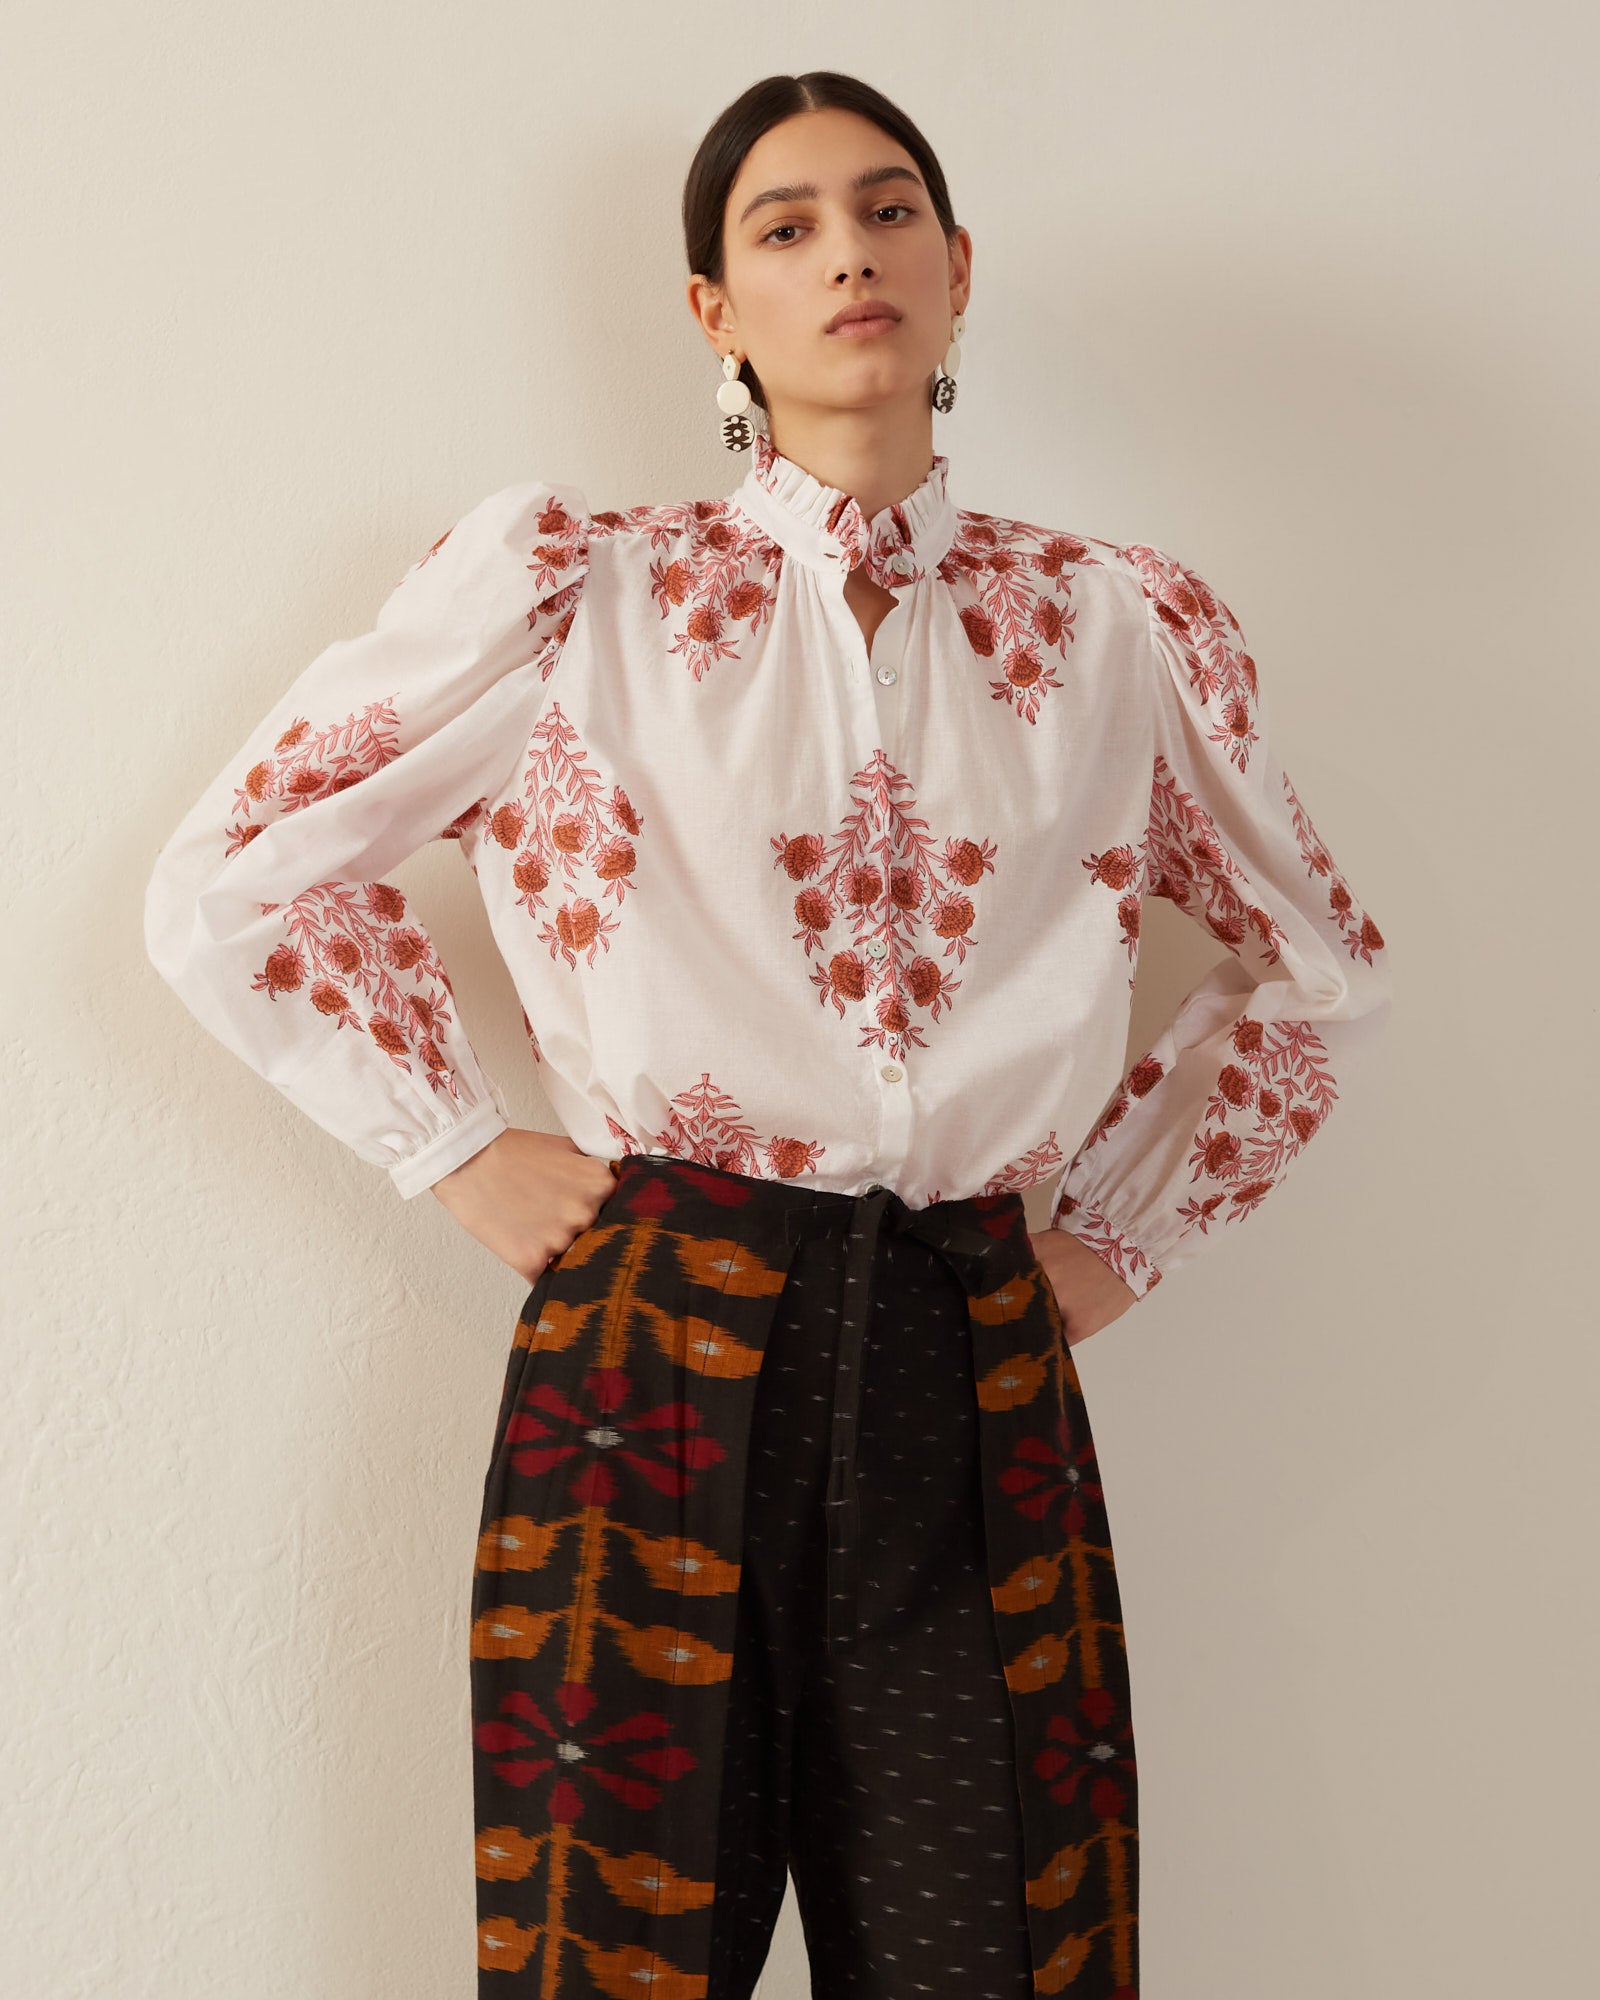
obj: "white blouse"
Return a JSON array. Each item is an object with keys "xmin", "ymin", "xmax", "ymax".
[{"xmin": 143, "ymin": 432, "xmax": 1392, "ymax": 1300}]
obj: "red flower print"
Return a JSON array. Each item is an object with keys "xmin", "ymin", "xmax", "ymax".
[
  {"xmin": 386, "ymin": 926, "xmax": 430, "ymax": 972},
  {"xmin": 474, "ymin": 1676, "xmax": 697, "ymax": 1815},
  {"xmin": 505, "ymin": 1365, "xmax": 728, "ymax": 1505},
  {"xmin": 1272, "ymin": 768, "xmax": 1384, "ymax": 964},
  {"xmin": 774, "ymin": 750, "xmax": 993, "ymax": 1060},
  {"xmin": 944, "ymin": 835, "xmax": 989, "ymax": 887},
  {"xmin": 1126, "ymin": 544, "xmax": 1262, "ymax": 772},
  {"xmin": 1034, "ymin": 1687, "xmax": 1138, "ymax": 1824},
  {"xmin": 489, "ymin": 801, "xmax": 525, "ymax": 849},
  {"xmin": 1198, "ymin": 1129, "xmax": 1243, "ymax": 1178},
  {"xmin": 776, "ymin": 833, "xmax": 826, "ymax": 880},
  {"xmin": 493, "ymin": 701, "xmax": 641, "ymax": 962},
  {"xmin": 827, "ymin": 951, "xmax": 868, "ymax": 1003},
  {"xmin": 793, "ymin": 885, "xmax": 832, "ymax": 936},
  {"xmin": 260, "ymin": 943, "xmax": 305, "ymax": 995},
  {"xmin": 941, "ymin": 505, "xmax": 1101, "ymax": 722},
  {"xmin": 1000, "ymin": 1408, "xmax": 1104, "ymax": 1539},
  {"xmin": 958, "ymin": 603, "xmax": 996, "ymax": 656},
  {"xmin": 1085, "ymin": 844, "xmax": 1139, "ymax": 892},
  {"xmin": 1148, "ymin": 756, "xmax": 1290, "ymax": 969},
  {"xmin": 1216, "ymin": 1064, "xmax": 1254, "ymax": 1110},
  {"xmin": 645, "ymin": 1073, "xmax": 825, "ymax": 1181}
]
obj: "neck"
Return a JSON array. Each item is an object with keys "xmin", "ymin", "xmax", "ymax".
[{"xmin": 764, "ymin": 392, "xmax": 936, "ymax": 520}]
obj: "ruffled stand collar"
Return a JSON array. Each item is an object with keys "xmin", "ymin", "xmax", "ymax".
[{"xmin": 730, "ymin": 431, "xmax": 958, "ymax": 590}]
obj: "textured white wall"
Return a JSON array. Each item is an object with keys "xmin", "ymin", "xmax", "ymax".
[{"xmin": 6, "ymin": 2, "xmax": 1596, "ymax": 1995}]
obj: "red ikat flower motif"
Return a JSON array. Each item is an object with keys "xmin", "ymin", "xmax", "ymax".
[
  {"xmin": 1170, "ymin": 1015, "xmax": 1338, "ymax": 1238},
  {"xmin": 772, "ymin": 749, "xmax": 994, "ymax": 1060},
  {"xmin": 940, "ymin": 509, "xmax": 1109, "ymax": 723},
  {"xmin": 644, "ymin": 1074, "xmax": 826, "ymax": 1182},
  {"xmin": 1035, "ymin": 1687, "xmax": 1138, "ymax": 1824},
  {"xmin": 474, "ymin": 1674, "xmax": 697, "ymax": 1813},
  {"xmin": 488, "ymin": 701, "xmax": 643, "ymax": 969},
  {"xmin": 1146, "ymin": 754, "xmax": 1290, "ymax": 964},
  {"xmin": 1124, "ymin": 543, "xmax": 1261, "ymax": 774},
  {"xmin": 505, "ymin": 1364, "xmax": 728, "ymax": 1501},
  {"xmin": 1282, "ymin": 769, "xmax": 1387, "ymax": 963},
  {"xmin": 1001, "ymin": 1403, "xmax": 1106, "ymax": 1538}
]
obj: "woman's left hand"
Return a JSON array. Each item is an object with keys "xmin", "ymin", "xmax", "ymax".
[{"xmin": 1029, "ymin": 1226, "xmax": 1139, "ymax": 1347}]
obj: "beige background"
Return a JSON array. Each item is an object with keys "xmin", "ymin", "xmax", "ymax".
[{"xmin": 5, "ymin": 2, "xmax": 1595, "ymax": 1994}]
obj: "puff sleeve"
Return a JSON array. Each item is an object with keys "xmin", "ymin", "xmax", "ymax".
[
  {"xmin": 142, "ymin": 477, "xmax": 591, "ymax": 1198},
  {"xmin": 1048, "ymin": 545, "xmax": 1393, "ymax": 1298}
]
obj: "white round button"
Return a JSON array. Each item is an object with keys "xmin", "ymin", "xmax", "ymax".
[
  {"xmin": 875, "ymin": 664, "xmax": 897, "ymax": 685},
  {"xmin": 890, "ymin": 549, "xmax": 916, "ymax": 576},
  {"xmin": 865, "ymin": 936, "xmax": 888, "ymax": 960},
  {"xmin": 879, "ymin": 1063, "xmax": 903, "ymax": 1082}
]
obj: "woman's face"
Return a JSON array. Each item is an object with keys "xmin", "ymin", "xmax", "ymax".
[{"xmin": 700, "ymin": 107, "xmax": 971, "ymax": 424}]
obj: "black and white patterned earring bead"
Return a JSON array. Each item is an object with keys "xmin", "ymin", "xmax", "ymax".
[
  {"xmin": 932, "ymin": 310, "xmax": 965, "ymax": 413},
  {"xmin": 717, "ymin": 352, "xmax": 755, "ymax": 452}
]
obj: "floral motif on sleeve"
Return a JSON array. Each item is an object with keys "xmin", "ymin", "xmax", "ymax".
[
  {"xmin": 941, "ymin": 511, "xmax": 1111, "ymax": 724},
  {"xmin": 1121, "ymin": 544, "xmax": 1261, "ymax": 774},
  {"xmin": 1052, "ymin": 1188, "xmax": 1163, "ymax": 1296},
  {"xmin": 1178, "ymin": 1016, "xmax": 1339, "ymax": 1222},
  {"xmin": 228, "ymin": 705, "xmax": 464, "ymax": 1088},
  {"xmin": 251, "ymin": 879, "xmax": 466, "ymax": 1090},
  {"xmin": 212, "ymin": 482, "xmax": 593, "ymax": 1121},
  {"xmin": 1146, "ymin": 754, "xmax": 1291, "ymax": 964},
  {"xmin": 1282, "ymin": 769, "xmax": 1388, "ymax": 962},
  {"xmin": 230, "ymin": 703, "xmax": 398, "ymax": 846},
  {"xmin": 973, "ymin": 1131, "xmax": 1068, "ymax": 1200}
]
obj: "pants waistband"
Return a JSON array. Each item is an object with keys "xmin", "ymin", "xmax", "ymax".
[{"xmin": 606, "ymin": 1150, "xmax": 1033, "ymax": 1656}]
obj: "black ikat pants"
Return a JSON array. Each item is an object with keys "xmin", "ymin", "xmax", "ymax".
[
  {"xmin": 472, "ymin": 1152, "xmax": 1139, "ymax": 1999},
  {"xmin": 707, "ymin": 1196, "xmax": 1036, "ymax": 2000}
]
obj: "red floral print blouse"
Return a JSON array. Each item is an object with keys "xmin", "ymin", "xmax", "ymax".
[{"xmin": 143, "ymin": 432, "xmax": 1391, "ymax": 1299}]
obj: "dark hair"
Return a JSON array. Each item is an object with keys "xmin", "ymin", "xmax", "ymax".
[{"xmin": 681, "ymin": 72, "xmax": 960, "ymax": 416}]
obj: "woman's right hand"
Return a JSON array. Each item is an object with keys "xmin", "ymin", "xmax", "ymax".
[{"xmin": 429, "ymin": 1128, "xmax": 621, "ymax": 1284}]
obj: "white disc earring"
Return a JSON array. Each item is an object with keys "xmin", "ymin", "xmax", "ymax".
[
  {"xmin": 932, "ymin": 311, "xmax": 964, "ymax": 413},
  {"xmin": 716, "ymin": 353, "xmax": 755, "ymax": 452}
]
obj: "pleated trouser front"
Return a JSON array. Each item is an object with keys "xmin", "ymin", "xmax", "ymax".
[{"xmin": 470, "ymin": 1152, "xmax": 1138, "ymax": 1999}]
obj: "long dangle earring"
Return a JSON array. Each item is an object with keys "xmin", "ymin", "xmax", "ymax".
[
  {"xmin": 932, "ymin": 310, "xmax": 964, "ymax": 412},
  {"xmin": 716, "ymin": 352, "xmax": 756, "ymax": 452}
]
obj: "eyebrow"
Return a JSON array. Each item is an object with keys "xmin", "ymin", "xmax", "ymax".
[{"xmin": 736, "ymin": 163, "xmax": 926, "ymax": 227}]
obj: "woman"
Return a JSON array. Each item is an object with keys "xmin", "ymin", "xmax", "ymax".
[{"xmin": 144, "ymin": 69, "xmax": 1391, "ymax": 2000}]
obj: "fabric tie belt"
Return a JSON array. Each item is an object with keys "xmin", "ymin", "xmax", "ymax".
[{"xmin": 785, "ymin": 1179, "xmax": 1017, "ymax": 1657}]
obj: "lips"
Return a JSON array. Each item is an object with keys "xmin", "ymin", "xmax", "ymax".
[{"xmin": 825, "ymin": 300, "xmax": 902, "ymax": 334}]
